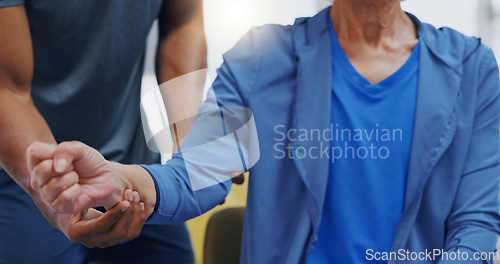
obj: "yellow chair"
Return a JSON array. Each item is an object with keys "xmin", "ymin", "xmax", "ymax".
[
  {"xmin": 203, "ymin": 207, "xmax": 245, "ymax": 264},
  {"xmin": 186, "ymin": 172, "xmax": 249, "ymax": 263}
]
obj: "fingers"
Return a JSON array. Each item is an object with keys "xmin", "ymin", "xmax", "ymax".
[
  {"xmin": 63, "ymin": 202, "xmax": 129, "ymax": 244},
  {"xmin": 31, "ymin": 159, "xmax": 82, "ymax": 213},
  {"xmin": 30, "ymin": 158, "xmax": 80, "ymax": 210},
  {"xmin": 28, "ymin": 142, "xmax": 78, "ymax": 206},
  {"xmin": 53, "ymin": 141, "xmax": 88, "ymax": 173},
  {"xmin": 89, "ymin": 188, "xmax": 136, "ymax": 234},
  {"xmin": 65, "ymin": 189, "xmax": 146, "ymax": 248},
  {"xmin": 26, "ymin": 141, "xmax": 57, "ymax": 173},
  {"xmin": 29, "ymin": 140, "xmax": 113, "ymax": 214},
  {"xmin": 40, "ymin": 171, "xmax": 79, "ymax": 202},
  {"xmin": 51, "ymin": 183, "xmax": 82, "ymax": 213},
  {"xmin": 91, "ymin": 191, "xmax": 146, "ymax": 248},
  {"xmin": 30, "ymin": 159, "xmax": 55, "ymax": 191},
  {"xmin": 105, "ymin": 191, "xmax": 144, "ymax": 241},
  {"xmin": 92, "ymin": 200, "xmax": 131, "ymax": 233}
]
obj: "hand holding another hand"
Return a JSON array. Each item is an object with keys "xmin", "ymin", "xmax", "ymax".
[
  {"xmin": 57, "ymin": 189, "xmax": 146, "ymax": 248},
  {"xmin": 27, "ymin": 140, "xmax": 148, "ymax": 248},
  {"xmin": 27, "ymin": 141, "xmax": 122, "ymax": 214}
]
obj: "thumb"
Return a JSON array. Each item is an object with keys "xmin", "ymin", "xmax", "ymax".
[
  {"xmin": 53, "ymin": 141, "xmax": 108, "ymax": 178},
  {"xmin": 64, "ymin": 202, "xmax": 130, "ymax": 243},
  {"xmin": 80, "ymin": 201, "xmax": 131, "ymax": 234},
  {"xmin": 53, "ymin": 141, "xmax": 88, "ymax": 173}
]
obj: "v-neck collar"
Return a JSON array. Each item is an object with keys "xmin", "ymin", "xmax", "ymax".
[{"xmin": 327, "ymin": 16, "xmax": 420, "ymax": 90}]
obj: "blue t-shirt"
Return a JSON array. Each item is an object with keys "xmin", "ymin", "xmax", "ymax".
[{"xmin": 307, "ymin": 20, "xmax": 420, "ymax": 263}]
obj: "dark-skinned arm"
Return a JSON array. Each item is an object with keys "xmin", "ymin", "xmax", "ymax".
[
  {"xmin": 156, "ymin": 0, "xmax": 207, "ymax": 148},
  {"xmin": 0, "ymin": 5, "xmax": 144, "ymax": 247}
]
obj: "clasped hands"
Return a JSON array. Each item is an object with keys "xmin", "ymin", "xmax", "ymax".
[{"xmin": 27, "ymin": 141, "xmax": 146, "ymax": 248}]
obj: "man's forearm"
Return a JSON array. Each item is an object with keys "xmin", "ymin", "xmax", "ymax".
[
  {"xmin": 156, "ymin": 0, "xmax": 207, "ymax": 146},
  {"xmin": 156, "ymin": 25, "xmax": 207, "ymax": 82},
  {"xmin": 0, "ymin": 93, "xmax": 59, "ymax": 226},
  {"xmin": 156, "ymin": 0, "xmax": 206, "ymax": 83}
]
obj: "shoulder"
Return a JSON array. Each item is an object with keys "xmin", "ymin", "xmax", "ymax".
[
  {"xmin": 418, "ymin": 21, "xmax": 495, "ymax": 70},
  {"xmin": 219, "ymin": 24, "xmax": 296, "ymax": 88},
  {"xmin": 224, "ymin": 8, "xmax": 331, "ymax": 65},
  {"xmin": 224, "ymin": 24, "xmax": 295, "ymax": 62}
]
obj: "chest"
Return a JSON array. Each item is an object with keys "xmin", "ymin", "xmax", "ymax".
[{"xmin": 338, "ymin": 39, "xmax": 419, "ymax": 84}]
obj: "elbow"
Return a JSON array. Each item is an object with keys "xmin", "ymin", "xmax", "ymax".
[{"xmin": 155, "ymin": 27, "xmax": 207, "ymax": 82}]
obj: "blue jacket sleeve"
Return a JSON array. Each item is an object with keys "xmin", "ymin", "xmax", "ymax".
[
  {"xmin": 141, "ymin": 27, "xmax": 263, "ymax": 225},
  {"xmin": 141, "ymin": 158, "xmax": 232, "ymax": 225},
  {"xmin": 438, "ymin": 47, "xmax": 500, "ymax": 263}
]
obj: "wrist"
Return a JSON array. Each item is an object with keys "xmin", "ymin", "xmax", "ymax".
[
  {"xmin": 106, "ymin": 162, "xmax": 156, "ymax": 218},
  {"xmin": 30, "ymin": 191, "xmax": 62, "ymax": 230},
  {"xmin": 104, "ymin": 161, "xmax": 127, "ymax": 209},
  {"xmin": 134, "ymin": 165, "xmax": 157, "ymax": 218}
]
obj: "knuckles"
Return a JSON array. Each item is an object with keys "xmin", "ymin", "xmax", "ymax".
[
  {"xmin": 30, "ymin": 160, "xmax": 53, "ymax": 190},
  {"xmin": 56, "ymin": 141, "xmax": 74, "ymax": 153},
  {"xmin": 26, "ymin": 141, "xmax": 42, "ymax": 158},
  {"xmin": 53, "ymin": 192, "xmax": 78, "ymax": 214}
]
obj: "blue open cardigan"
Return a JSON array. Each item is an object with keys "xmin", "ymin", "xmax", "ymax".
[{"xmin": 143, "ymin": 7, "xmax": 500, "ymax": 264}]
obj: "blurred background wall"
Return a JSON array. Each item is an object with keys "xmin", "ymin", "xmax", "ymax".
[{"xmin": 142, "ymin": 1, "xmax": 500, "ymax": 262}]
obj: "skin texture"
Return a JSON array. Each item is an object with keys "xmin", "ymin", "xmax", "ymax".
[
  {"xmin": 1, "ymin": 0, "xmax": 206, "ymax": 248},
  {"xmin": 330, "ymin": 0, "xmax": 418, "ymax": 84}
]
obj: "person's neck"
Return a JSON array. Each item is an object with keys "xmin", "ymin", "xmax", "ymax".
[{"xmin": 329, "ymin": 0, "xmax": 416, "ymax": 46}]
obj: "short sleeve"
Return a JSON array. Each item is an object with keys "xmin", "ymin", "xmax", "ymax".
[{"xmin": 0, "ymin": 0, "xmax": 25, "ymax": 8}]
